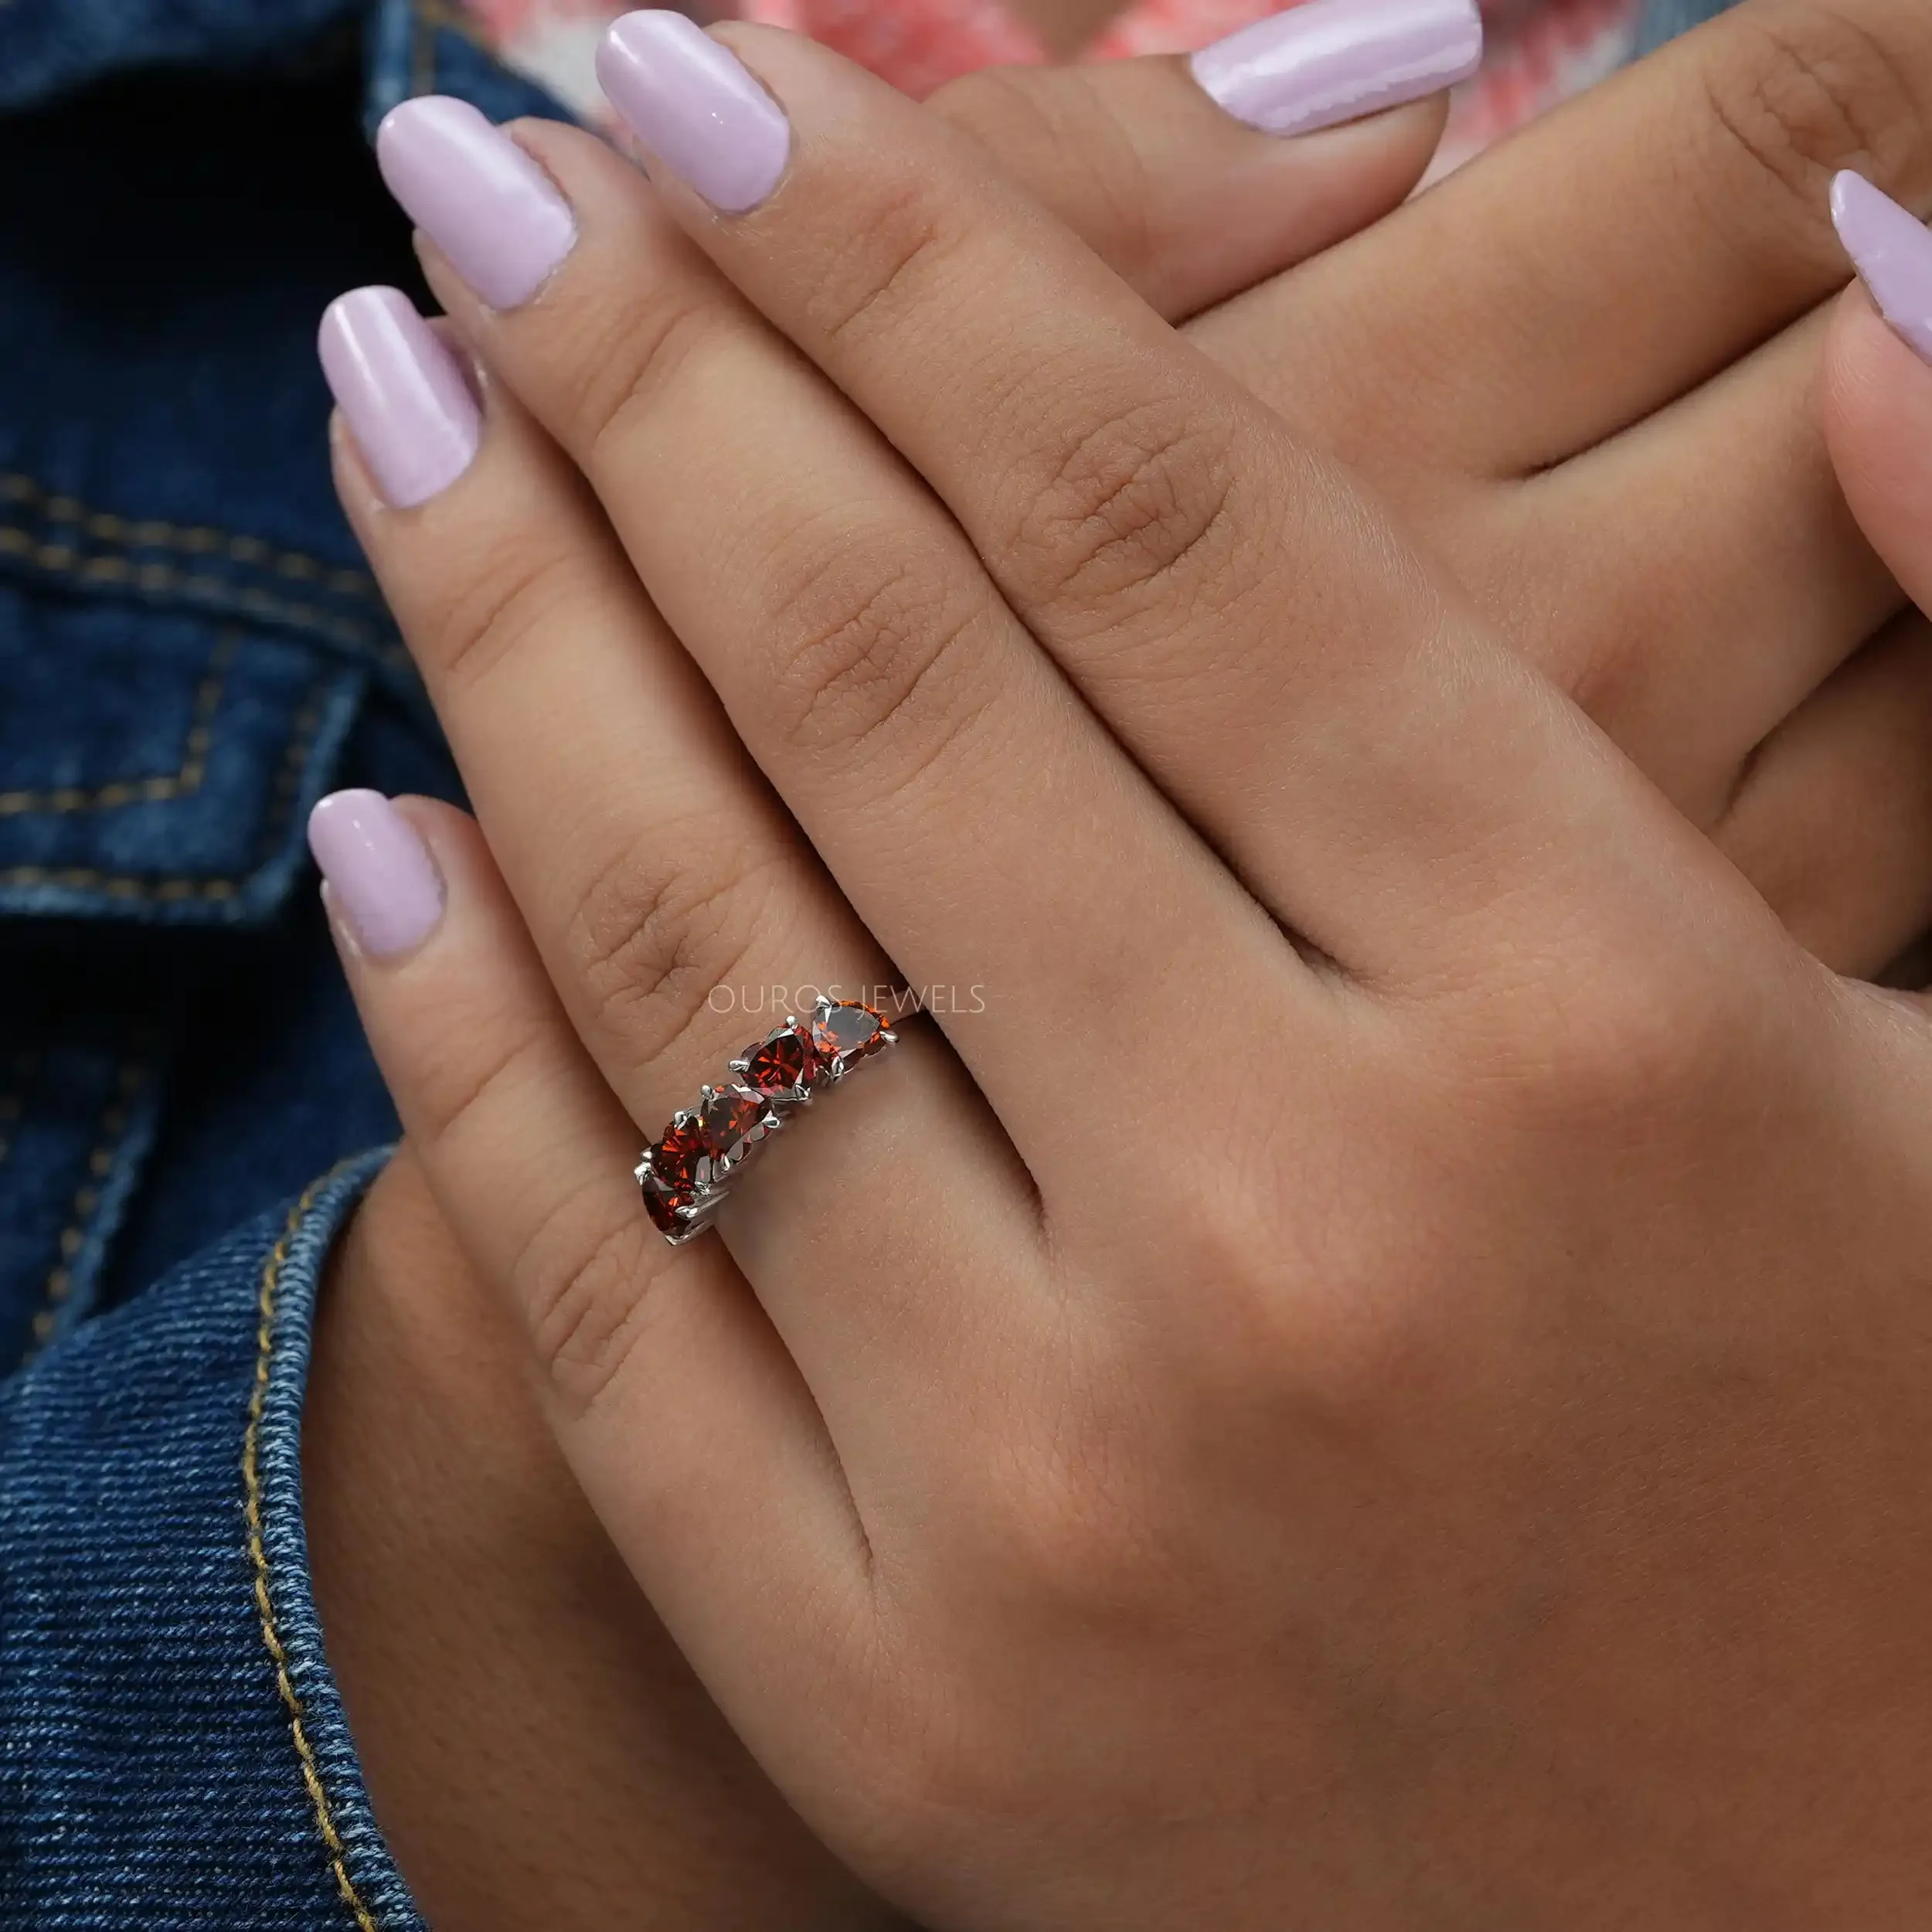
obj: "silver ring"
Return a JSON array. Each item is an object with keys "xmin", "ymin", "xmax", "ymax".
[{"xmin": 636, "ymin": 995, "xmax": 898, "ymax": 1244}]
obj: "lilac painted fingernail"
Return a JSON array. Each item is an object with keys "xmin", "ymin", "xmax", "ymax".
[
  {"xmin": 377, "ymin": 96, "xmax": 577, "ymax": 310},
  {"xmin": 1190, "ymin": 0, "xmax": 1483, "ymax": 139},
  {"xmin": 1832, "ymin": 172, "xmax": 1932, "ymax": 366},
  {"xmin": 318, "ymin": 287, "xmax": 481, "ymax": 509},
  {"xmin": 308, "ymin": 791, "xmax": 445, "ymax": 958},
  {"xmin": 597, "ymin": 10, "xmax": 791, "ymax": 214}
]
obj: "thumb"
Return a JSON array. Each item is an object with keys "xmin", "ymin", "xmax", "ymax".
[
  {"xmin": 928, "ymin": 39, "xmax": 1461, "ymax": 322},
  {"xmin": 1821, "ymin": 173, "xmax": 1932, "ymax": 617}
]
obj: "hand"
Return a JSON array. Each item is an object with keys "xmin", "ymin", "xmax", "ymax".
[
  {"xmin": 305, "ymin": 54, "xmax": 1440, "ymax": 1932},
  {"xmin": 927, "ymin": 0, "xmax": 1932, "ymax": 977},
  {"xmin": 306, "ymin": 1150, "xmax": 904, "ymax": 1932},
  {"xmin": 314, "ymin": 18, "xmax": 1932, "ymax": 1927}
]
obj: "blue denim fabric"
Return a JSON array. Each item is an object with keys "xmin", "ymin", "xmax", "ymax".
[
  {"xmin": 0, "ymin": 0, "xmax": 567, "ymax": 1364},
  {"xmin": 0, "ymin": 0, "xmax": 1744, "ymax": 1921},
  {"xmin": 0, "ymin": 5, "xmax": 558, "ymax": 1922},
  {"xmin": 0, "ymin": 1153, "xmax": 424, "ymax": 1927}
]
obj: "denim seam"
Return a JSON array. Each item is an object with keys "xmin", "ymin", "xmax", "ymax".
[
  {"xmin": 413, "ymin": 0, "xmax": 491, "ymax": 86},
  {"xmin": 18, "ymin": 1057, "xmax": 152, "ymax": 1366},
  {"xmin": 412, "ymin": 0, "xmax": 440, "ymax": 99},
  {"xmin": 0, "ymin": 665, "xmax": 332, "ymax": 900},
  {"xmin": 1, "ymin": 474, "xmax": 380, "ymax": 602},
  {"xmin": 0, "ymin": 629, "xmax": 237, "ymax": 818},
  {"xmin": 243, "ymin": 1168, "xmax": 382, "ymax": 1932},
  {"xmin": 0, "ymin": 522, "xmax": 409, "ymax": 674}
]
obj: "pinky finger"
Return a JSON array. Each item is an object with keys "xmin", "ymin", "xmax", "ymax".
[{"xmin": 306, "ymin": 789, "xmax": 867, "ymax": 1712}]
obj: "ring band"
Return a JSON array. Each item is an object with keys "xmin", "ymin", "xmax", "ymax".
[{"xmin": 635, "ymin": 995, "xmax": 898, "ymax": 1243}]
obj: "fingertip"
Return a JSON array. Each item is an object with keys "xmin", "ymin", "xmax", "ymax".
[
  {"xmin": 308, "ymin": 790, "xmax": 448, "ymax": 961},
  {"xmin": 1188, "ymin": 0, "xmax": 1481, "ymax": 141},
  {"xmin": 1819, "ymin": 281, "xmax": 1932, "ymax": 613}
]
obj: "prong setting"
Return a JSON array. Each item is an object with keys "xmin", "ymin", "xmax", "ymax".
[{"xmin": 638, "ymin": 999, "xmax": 900, "ymax": 1242}]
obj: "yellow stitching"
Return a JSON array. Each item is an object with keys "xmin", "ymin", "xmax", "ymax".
[
  {"xmin": 0, "ymin": 631, "xmax": 238, "ymax": 817},
  {"xmin": 411, "ymin": 0, "xmax": 440, "ymax": 105},
  {"xmin": 245, "ymin": 1168, "xmax": 381, "ymax": 1932},
  {"xmin": 22, "ymin": 1060, "xmax": 147, "ymax": 1362},
  {"xmin": 413, "ymin": 0, "xmax": 489, "ymax": 52},
  {"xmin": 0, "ymin": 525, "xmax": 406, "ymax": 672},
  {"xmin": 0, "ymin": 474, "xmax": 378, "ymax": 601},
  {"xmin": 0, "ymin": 668, "xmax": 335, "ymax": 900},
  {"xmin": 0, "ymin": 870, "xmax": 237, "ymax": 902}
]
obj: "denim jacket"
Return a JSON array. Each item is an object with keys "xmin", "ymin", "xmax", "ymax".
[{"xmin": 0, "ymin": 1, "xmax": 1734, "ymax": 1923}]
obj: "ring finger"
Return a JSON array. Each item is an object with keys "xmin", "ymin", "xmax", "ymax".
[
  {"xmin": 374, "ymin": 98, "xmax": 1301, "ymax": 1173},
  {"xmin": 318, "ymin": 287, "xmax": 1033, "ymax": 1420}
]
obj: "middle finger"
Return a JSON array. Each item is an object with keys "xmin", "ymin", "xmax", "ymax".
[{"xmin": 379, "ymin": 97, "xmax": 1296, "ymax": 1175}]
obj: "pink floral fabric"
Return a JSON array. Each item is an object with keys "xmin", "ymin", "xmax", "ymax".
[{"xmin": 456, "ymin": 0, "xmax": 1641, "ymax": 175}]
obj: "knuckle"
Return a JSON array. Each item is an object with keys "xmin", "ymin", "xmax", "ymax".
[
  {"xmin": 409, "ymin": 1020, "xmax": 550, "ymax": 1158},
  {"xmin": 413, "ymin": 529, "xmax": 586, "ymax": 692},
  {"xmin": 509, "ymin": 1182, "xmax": 663, "ymax": 1414},
  {"xmin": 973, "ymin": 1396, "xmax": 1182, "ymax": 1627},
  {"xmin": 931, "ymin": 69, "xmax": 1155, "ymax": 282},
  {"xmin": 1696, "ymin": 0, "xmax": 1930, "ymax": 214},
  {"xmin": 804, "ymin": 178, "xmax": 964, "ymax": 352},
  {"xmin": 929, "ymin": 63, "xmax": 1067, "ymax": 151},
  {"xmin": 570, "ymin": 279, "xmax": 731, "ymax": 478},
  {"xmin": 1007, "ymin": 395, "xmax": 1240, "ymax": 627},
  {"xmin": 568, "ymin": 828, "xmax": 795, "ymax": 1077},
  {"xmin": 760, "ymin": 532, "xmax": 993, "ymax": 792},
  {"xmin": 1464, "ymin": 940, "xmax": 1734, "ymax": 1133}
]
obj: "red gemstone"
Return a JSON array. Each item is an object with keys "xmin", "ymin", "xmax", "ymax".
[
  {"xmin": 811, "ymin": 1001, "xmax": 886, "ymax": 1063},
  {"xmin": 742, "ymin": 1024, "xmax": 816, "ymax": 1097},
  {"xmin": 651, "ymin": 1116, "xmax": 705, "ymax": 1193},
  {"xmin": 699, "ymin": 1086, "xmax": 766, "ymax": 1165},
  {"xmin": 641, "ymin": 1173, "xmax": 686, "ymax": 1236}
]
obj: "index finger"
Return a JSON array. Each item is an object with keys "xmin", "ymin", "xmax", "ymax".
[
  {"xmin": 594, "ymin": 13, "xmax": 1692, "ymax": 979},
  {"xmin": 1191, "ymin": 0, "xmax": 1932, "ymax": 474}
]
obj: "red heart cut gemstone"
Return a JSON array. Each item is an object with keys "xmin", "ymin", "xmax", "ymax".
[
  {"xmin": 811, "ymin": 1000, "xmax": 887, "ymax": 1066},
  {"xmin": 640, "ymin": 1173, "xmax": 688, "ymax": 1236},
  {"xmin": 740, "ymin": 1023, "xmax": 816, "ymax": 1099},
  {"xmin": 699, "ymin": 1086, "xmax": 767, "ymax": 1169},
  {"xmin": 651, "ymin": 1115, "xmax": 705, "ymax": 1194}
]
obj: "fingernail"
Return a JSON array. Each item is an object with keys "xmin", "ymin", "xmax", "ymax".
[
  {"xmin": 1190, "ymin": 0, "xmax": 1483, "ymax": 139},
  {"xmin": 318, "ymin": 287, "xmax": 481, "ymax": 509},
  {"xmin": 376, "ymin": 96, "xmax": 577, "ymax": 310},
  {"xmin": 597, "ymin": 10, "xmax": 791, "ymax": 214},
  {"xmin": 308, "ymin": 791, "xmax": 445, "ymax": 958},
  {"xmin": 1832, "ymin": 172, "xmax": 1932, "ymax": 365}
]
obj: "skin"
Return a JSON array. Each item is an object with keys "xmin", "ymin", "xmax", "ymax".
[
  {"xmin": 306, "ymin": 1149, "xmax": 903, "ymax": 1932},
  {"xmin": 1009, "ymin": 0, "xmax": 1141, "ymax": 54},
  {"xmin": 313, "ymin": 6, "xmax": 1932, "ymax": 1923},
  {"xmin": 308, "ymin": 77, "xmax": 1422, "ymax": 1930}
]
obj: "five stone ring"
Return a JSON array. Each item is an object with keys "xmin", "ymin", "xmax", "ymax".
[{"xmin": 636, "ymin": 995, "xmax": 898, "ymax": 1244}]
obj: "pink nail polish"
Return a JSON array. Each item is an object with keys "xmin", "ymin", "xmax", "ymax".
[
  {"xmin": 377, "ymin": 96, "xmax": 577, "ymax": 311},
  {"xmin": 318, "ymin": 287, "xmax": 482, "ymax": 509},
  {"xmin": 1832, "ymin": 172, "xmax": 1932, "ymax": 366},
  {"xmin": 1190, "ymin": 0, "xmax": 1483, "ymax": 139},
  {"xmin": 597, "ymin": 11, "xmax": 791, "ymax": 214},
  {"xmin": 308, "ymin": 791, "xmax": 445, "ymax": 958}
]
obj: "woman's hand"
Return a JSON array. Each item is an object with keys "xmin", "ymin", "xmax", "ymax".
[
  {"xmin": 934, "ymin": 0, "xmax": 1932, "ymax": 975},
  {"xmin": 306, "ymin": 1148, "xmax": 907, "ymax": 1932},
  {"xmin": 304, "ymin": 54, "xmax": 1415, "ymax": 1932},
  {"xmin": 312, "ymin": 19, "xmax": 1932, "ymax": 1925}
]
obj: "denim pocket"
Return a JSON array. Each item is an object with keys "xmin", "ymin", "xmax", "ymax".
[
  {"xmin": 0, "ymin": 488, "xmax": 383, "ymax": 1360},
  {"xmin": 0, "ymin": 513, "xmax": 370, "ymax": 927}
]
